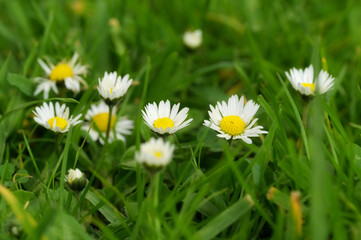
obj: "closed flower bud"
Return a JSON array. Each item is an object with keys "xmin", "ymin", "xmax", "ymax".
[{"xmin": 65, "ymin": 168, "xmax": 87, "ymax": 191}]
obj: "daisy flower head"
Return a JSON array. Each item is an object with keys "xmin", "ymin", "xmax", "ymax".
[
  {"xmin": 183, "ymin": 29, "xmax": 203, "ymax": 49},
  {"xmin": 203, "ymin": 95, "xmax": 267, "ymax": 144},
  {"xmin": 65, "ymin": 168, "xmax": 87, "ymax": 191},
  {"xmin": 97, "ymin": 71, "xmax": 133, "ymax": 105},
  {"xmin": 136, "ymin": 138, "xmax": 175, "ymax": 172},
  {"xmin": 34, "ymin": 53, "xmax": 88, "ymax": 99},
  {"xmin": 33, "ymin": 102, "xmax": 82, "ymax": 133},
  {"xmin": 142, "ymin": 100, "xmax": 193, "ymax": 135},
  {"xmin": 285, "ymin": 65, "xmax": 335, "ymax": 96},
  {"xmin": 82, "ymin": 101, "xmax": 133, "ymax": 144}
]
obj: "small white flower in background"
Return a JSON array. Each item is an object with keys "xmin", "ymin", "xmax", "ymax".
[
  {"xmin": 33, "ymin": 102, "xmax": 82, "ymax": 133},
  {"xmin": 82, "ymin": 101, "xmax": 133, "ymax": 144},
  {"xmin": 136, "ymin": 138, "xmax": 175, "ymax": 171},
  {"xmin": 142, "ymin": 100, "xmax": 193, "ymax": 135},
  {"xmin": 65, "ymin": 168, "xmax": 87, "ymax": 191},
  {"xmin": 203, "ymin": 95, "xmax": 267, "ymax": 144},
  {"xmin": 34, "ymin": 53, "xmax": 88, "ymax": 99},
  {"xmin": 285, "ymin": 65, "xmax": 335, "ymax": 96},
  {"xmin": 97, "ymin": 71, "xmax": 133, "ymax": 104},
  {"xmin": 183, "ymin": 29, "xmax": 202, "ymax": 49}
]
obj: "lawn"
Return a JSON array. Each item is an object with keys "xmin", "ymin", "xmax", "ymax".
[{"xmin": 0, "ymin": 0, "xmax": 361, "ymax": 239}]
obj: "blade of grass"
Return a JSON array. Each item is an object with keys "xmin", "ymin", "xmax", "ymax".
[{"xmin": 277, "ymin": 74, "xmax": 310, "ymax": 160}]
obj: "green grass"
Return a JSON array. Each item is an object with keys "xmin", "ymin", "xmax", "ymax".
[{"xmin": 1, "ymin": 0, "xmax": 361, "ymax": 239}]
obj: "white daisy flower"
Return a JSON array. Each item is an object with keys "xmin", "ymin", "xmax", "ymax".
[
  {"xmin": 82, "ymin": 101, "xmax": 133, "ymax": 144},
  {"xmin": 65, "ymin": 168, "xmax": 87, "ymax": 191},
  {"xmin": 34, "ymin": 53, "xmax": 88, "ymax": 99},
  {"xmin": 33, "ymin": 102, "xmax": 82, "ymax": 133},
  {"xmin": 142, "ymin": 100, "xmax": 193, "ymax": 135},
  {"xmin": 285, "ymin": 65, "xmax": 335, "ymax": 96},
  {"xmin": 136, "ymin": 138, "xmax": 174, "ymax": 171},
  {"xmin": 183, "ymin": 29, "xmax": 202, "ymax": 49},
  {"xmin": 97, "ymin": 71, "xmax": 133, "ymax": 103},
  {"xmin": 203, "ymin": 95, "xmax": 267, "ymax": 144}
]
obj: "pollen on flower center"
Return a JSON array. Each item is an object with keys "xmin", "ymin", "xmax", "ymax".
[
  {"xmin": 48, "ymin": 117, "xmax": 68, "ymax": 130},
  {"xmin": 50, "ymin": 64, "xmax": 73, "ymax": 82},
  {"xmin": 154, "ymin": 151, "xmax": 163, "ymax": 158},
  {"xmin": 153, "ymin": 117, "xmax": 174, "ymax": 130},
  {"xmin": 219, "ymin": 115, "xmax": 245, "ymax": 136},
  {"xmin": 301, "ymin": 83, "xmax": 315, "ymax": 92},
  {"xmin": 92, "ymin": 113, "xmax": 116, "ymax": 132}
]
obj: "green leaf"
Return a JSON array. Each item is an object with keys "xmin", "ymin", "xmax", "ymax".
[
  {"xmin": 267, "ymin": 187, "xmax": 290, "ymax": 211},
  {"xmin": 7, "ymin": 73, "xmax": 35, "ymax": 96},
  {"xmin": 14, "ymin": 169, "xmax": 31, "ymax": 184},
  {"xmin": 0, "ymin": 163, "xmax": 15, "ymax": 181},
  {"xmin": 12, "ymin": 190, "xmax": 36, "ymax": 206},
  {"xmin": 192, "ymin": 198, "xmax": 252, "ymax": 240},
  {"xmin": 86, "ymin": 191, "xmax": 120, "ymax": 223},
  {"xmin": 35, "ymin": 209, "xmax": 92, "ymax": 240}
]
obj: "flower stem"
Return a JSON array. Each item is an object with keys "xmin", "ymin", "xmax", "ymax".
[
  {"xmin": 105, "ymin": 104, "xmax": 114, "ymax": 146},
  {"xmin": 55, "ymin": 133, "xmax": 62, "ymax": 158},
  {"xmin": 149, "ymin": 172, "xmax": 162, "ymax": 239}
]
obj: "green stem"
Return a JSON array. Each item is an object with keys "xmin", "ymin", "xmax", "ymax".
[
  {"xmin": 149, "ymin": 172, "xmax": 162, "ymax": 239},
  {"xmin": 105, "ymin": 104, "xmax": 114, "ymax": 146},
  {"xmin": 150, "ymin": 172, "xmax": 160, "ymax": 209},
  {"xmin": 73, "ymin": 192, "xmax": 81, "ymax": 219},
  {"xmin": 302, "ymin": 100, "xmax": 311, "ymax": 128},
  {"xmin": 55, "ymin": 133, "xmax": 61, "ymax": 158}
]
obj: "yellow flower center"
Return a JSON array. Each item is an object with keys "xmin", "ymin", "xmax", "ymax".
[
  {"xmin": 49, "ymin": 64, "xmax": 73, "ymax": 82},
  {"xmin": 219, "ymin": 115, "xmax": 245, "ymax": 136},
  {"xmin": 153, "ymin": 117, "xmax": 174, "ymax": 130},
  {"xmin": 154, "ymin": 151, "xmax": 163, "ymax": 158},
  {"xmin": 92, "ymin": 113, "xmax": 116, "ymax": 132},
  {"xmin": 48, "ymin": 117, "xmax": 68, "ymax": 131},
  {"xmin": 105, "ymin": 88, "xmax": 114, "ymax": 94},
  {"xmin": 301, "ymin": 83, "xmax": 315, "ymax": 93}
]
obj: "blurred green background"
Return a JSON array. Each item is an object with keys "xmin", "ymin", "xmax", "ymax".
[{"xmin": 1, "ymin": 0, "xmax": 361, "ymax": 239}]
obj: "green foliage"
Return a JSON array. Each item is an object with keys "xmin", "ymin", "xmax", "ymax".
[{"xmin": 0, "ymin": 0, "xmax": 361, "ymax": 239}]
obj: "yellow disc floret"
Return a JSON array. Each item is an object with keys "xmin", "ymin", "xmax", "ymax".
[
  {"xmin": 154, "ymin": 151, "xmax": 163, "ymax": 158},
  {"xmin": 49, "ymin": 64, "xmax": 73, "ymax": 82},
  {"xmin": 48, "ymin": 117, "xmax": 68, "ymax": 130},
  {"xmin": 301, "ymin": 83, "xmax": 315, "ymax": 93},
  {"xmin": 92, "ymin": 113, "xmax": 116, "ymax": 132},
  {"xmin": 219, "ymin": 115, "xmax": 245, "ymax": 136},
  {"xmin": 153, "ymin": 117, "xmax": 174, "ymax": 130}
]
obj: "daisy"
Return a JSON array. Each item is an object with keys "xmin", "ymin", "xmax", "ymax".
[
  {"xmin": 33, "ymin": 102, "xmax": 82, "ymax": 133},
  {"xmin": 142, "ymin": 100, "xmax": 193, "ymax": 135},
  {"xmin": 65, "ymin": 168, "xmax": 87, "ymax": 191},
  {"xmin": 136, "ymin": 138, "xmax": 174, "ymax": 171},
  {"xmin": 82, "ymin": 101, "xmax": 133, "ymax": 144},
  {"xmin": 203, "ymin": 95, "xmax": 267, "ymax": 144},
  {"xmin": 285, "ymin": 65, "xmax": 335, "ymax": 96},
  {"xmin": 97, "ymin": 71, "xmax": 133, "ymax": 104},
  {"xmin": 183, "ymin": 29, "xmax": 203, "ymax": 49},
  {"xmin": 34, "ymin": 53, "xmax": 88, "ymax": 99}
]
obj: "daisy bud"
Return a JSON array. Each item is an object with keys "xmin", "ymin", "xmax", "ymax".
[
  {"xmin": 183, "ymin": 29, "xmax": 202, "ymax": 49},
  {"xmin": 65, "ymin": 168, "xmax": 87, "ymax": 191}
]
